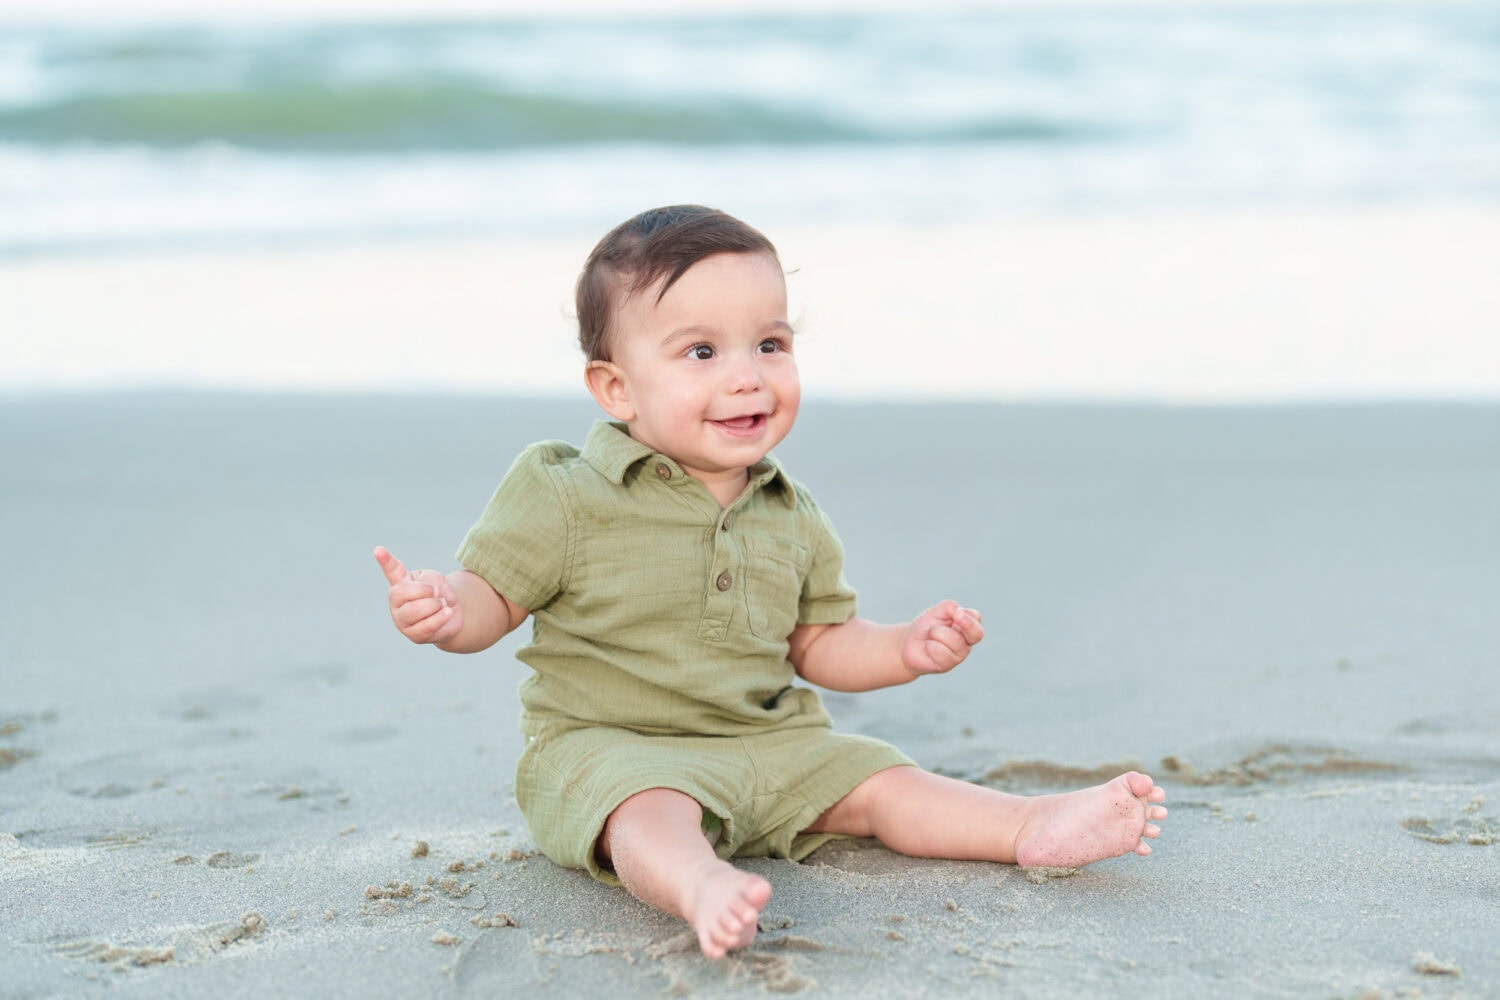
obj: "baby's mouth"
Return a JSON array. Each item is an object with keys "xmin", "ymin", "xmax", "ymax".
[{"xmin": 711, "ymin": 414, "xmax": 767, "ymax": 434}]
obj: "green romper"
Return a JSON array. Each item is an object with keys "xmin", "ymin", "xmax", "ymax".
[{"xmin": 457, "ymin": 421, "xmax": 912, "ymax": 884}]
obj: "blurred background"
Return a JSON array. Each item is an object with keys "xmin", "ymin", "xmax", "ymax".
[{"xmin": 3, "ymin": 0, "xmax": 1499, "ymax": 398}]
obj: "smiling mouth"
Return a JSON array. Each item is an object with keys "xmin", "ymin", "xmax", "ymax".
[{"xmin": 711, "ymin": 413, "xmax": 768, "ymax": 436}]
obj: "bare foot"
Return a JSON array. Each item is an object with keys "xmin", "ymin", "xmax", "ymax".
[
  {"xmin": 1012, "ymin": 772, "xmax": 1168, "ymax": 869},
  {"xmin": 683, "ymin": 862, "xmax": 772, "ymax": 959}
]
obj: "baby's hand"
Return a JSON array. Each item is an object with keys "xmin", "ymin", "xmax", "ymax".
[
  {"xmin": 375, "ymin": 546, "xmax": 464, "ymax": 645},
  {"xmin": 900, "ymin": 600, "xmax": 984, "ymax": 677}
]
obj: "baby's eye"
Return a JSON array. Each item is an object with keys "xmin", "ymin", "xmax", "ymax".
[
  {"xmin": 687, "ymin": 344, "xmax": 715, "ymax": 361},
  {"xmin": 757, "ymin": 337, "xmax": 787, "ymax": 355}
]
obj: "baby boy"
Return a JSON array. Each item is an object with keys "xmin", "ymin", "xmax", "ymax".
[{"xmin": 376, "ymin": 205, "xmax": 1167, "ymax": 959}]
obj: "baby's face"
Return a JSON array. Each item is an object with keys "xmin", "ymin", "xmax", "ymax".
[{"xmin": 607, "ymin": 251, "xmax": 800, "ymax": 494}]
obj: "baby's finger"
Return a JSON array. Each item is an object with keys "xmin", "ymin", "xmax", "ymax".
[
  {"xmin": 922, "ymin": 637, "xmax": 961, "ymax": 672},
  {"xmin": 928, "ymin": 623, "xmax": 973, "ymax": 655},
  {"xmin": 414, "ymin": 606, "xmax": 459, "ymax": 644},
  {"xmin": 954, "ymin": 610, "xmax": 985, "ymax": 644},
  {"xmin": 394, "ymin": 595, "xmax": 447, "ymax": 629},
  {"xmin": 388, "ymin": 579, "xmax": 437, "ymax": 607},
  {"xmin": 431, "ymin": 609, "xmax": 464, "ymax": 644},
  {"xmin": 405, "ymin": 605, "xmax": 456, "ymax": 643},
  {"xmin": 930, "ymin": 598, "xmax": 960, "ymax": 621},
  {"xmin": 374, "ymin": 546, "xmax": 409, "ymax": 585},
  {"xmin": 919, "ymin": 626, "xmax": 966, "ymax": 662},
  {"xmin": 407, "ymin": 569, "xmax": 456, "ymax": 601}
]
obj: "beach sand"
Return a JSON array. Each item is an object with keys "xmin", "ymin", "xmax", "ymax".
[{"xmin": 2, "ymin": 392, "xmax": 1497, "ymax": 998}]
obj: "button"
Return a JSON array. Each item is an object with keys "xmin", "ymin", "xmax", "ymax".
[
  {"xmin": 720, "ymin": 518, "xmax": 730, "ymax": 531},
  {"xmin": 655, "ymin": 463, "xmax": 672, "ymax": 480},
  {"xmin": 715, "ymin": 571, "xmax": 733, "ymax": 591}
]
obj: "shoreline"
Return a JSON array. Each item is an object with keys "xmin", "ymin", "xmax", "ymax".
[
  {"xmin": 6, "ymin": 203, "xmax": 1499, "ymax": 403},
  {"xmin": 8, "ymin": 387, "xmax": 1500, "ymax": 409}
]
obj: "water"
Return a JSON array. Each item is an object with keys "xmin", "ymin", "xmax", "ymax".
[{"xmin": 2, "ymin": 4, "xmax": 1498, "ymax": 256}]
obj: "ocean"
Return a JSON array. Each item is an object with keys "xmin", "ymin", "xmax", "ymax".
[{"xmin": 3, "ymin": 3, "xmax": 1498, "ymax": 258}]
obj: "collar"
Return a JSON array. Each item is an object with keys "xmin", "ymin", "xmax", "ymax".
[{"xmin": 581, "ymin": 420, "xmax": 797, "ymax": 508}]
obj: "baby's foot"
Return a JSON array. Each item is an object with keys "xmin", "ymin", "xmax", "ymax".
[
  {"xmin": 684, "ymin": 862, "xmax": 772, "ymax": 959},
  {"xmin": 1013, "ymin": 772, "xmax": 1168, "ymax": 869}
]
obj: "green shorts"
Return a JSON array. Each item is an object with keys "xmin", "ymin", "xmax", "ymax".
[{"xmin": 515, "ymin": 722, "xmax": 914, "ymax": 885}]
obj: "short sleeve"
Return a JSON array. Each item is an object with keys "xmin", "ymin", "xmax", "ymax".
[
  {"xmin": 455, "ymin": 444, "xmax": 572, "ymax": 611},
  {"xmin": 796, "ymin": 487, "xmax": 858, "ymax": 625}
]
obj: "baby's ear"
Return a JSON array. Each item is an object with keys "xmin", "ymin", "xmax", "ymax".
[{"xmin": 584, "ymin": 361, "xmax": 635, "ymax": 421}]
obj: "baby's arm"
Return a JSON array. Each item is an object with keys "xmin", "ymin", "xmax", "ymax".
[
  {"xmin": 787, "ymin": 600, "xmax": 983, "ymax": 692},
  {"xmin": 374, "ymin": 546, "xmax": 529, "ymax": 654}
]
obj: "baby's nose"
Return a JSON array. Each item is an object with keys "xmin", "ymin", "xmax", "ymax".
[{"xmin": 725, "ymin": 356, "xmax": 765, "ymax": 391}]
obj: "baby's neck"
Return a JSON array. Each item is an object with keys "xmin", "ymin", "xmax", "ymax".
[{"xmin": 696, "ymin": 469, "xmax": 751, "ymax": 509}]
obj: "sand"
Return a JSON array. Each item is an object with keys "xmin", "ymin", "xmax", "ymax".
[{"xmin": 1, "ymin": 392, "xmax": 1497, "ymax": 998}]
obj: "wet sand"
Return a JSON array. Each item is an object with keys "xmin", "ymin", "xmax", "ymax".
[{"xmin": 1, "ymin": 395, "xmax": 1497, "ymax": 998}]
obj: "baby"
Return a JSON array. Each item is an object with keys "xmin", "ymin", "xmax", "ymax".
[{"xmin": 376, "ymin": 205, "xmax": 1167, "ymax": 959}]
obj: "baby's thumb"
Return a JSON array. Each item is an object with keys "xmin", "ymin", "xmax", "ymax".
[{"xmin": 374, "ymin": 546, "xmax": 408, "ymax": 585}]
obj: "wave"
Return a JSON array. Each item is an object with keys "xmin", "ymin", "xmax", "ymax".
[
  {"xmin": 2, "ymin": 5, "xmax": 1495, "ymax": 154},
  {"xmin": 2, "ymin": 5, "xmax": 1498, "ymax": 254},
  {"xmin": 0, "ymin": 85, "xmax": 1102, "ymax": 152}
]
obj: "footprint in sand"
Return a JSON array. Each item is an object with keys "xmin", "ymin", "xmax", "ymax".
[
  {"xmin": 738, "ymin": 952, "xmax": 816, "ymax": 992},
  {"xmin": 1156, "ymin": 745, "xmax": 1400, "ymax": 787},
  {"xmin": 206, "ymin": 851, "xmax": 261, "ymax": 868},
  {"xmin": 55, "ymin": 912, "xmax": 265, "ymax": 970},
  {"xmin": 250, "ymin": 779, "xmax": 347, "ymax": 808},
  {"xmin": 56, "ymin": 940, "xmax": 176, "ymax": 968},
  {"xmin": 1403, "ymin": 798, "xmax": 1495, "ymax": 846},
  {"xmin": 58, "ymin": 752, "xmax": 179, "ymax": 799}
]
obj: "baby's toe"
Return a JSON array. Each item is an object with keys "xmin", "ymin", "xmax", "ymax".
[
  {"xmin": 1135, "ymin": 841, "xmax": 1152, "ymax": 856},
  {"xmin": 1144, "ymin": 823, "xmax": 1161, "ymax": 839},
  {"xmin": 1149, "ymin": 805, "xmax": 1169, "ymax": 821}
]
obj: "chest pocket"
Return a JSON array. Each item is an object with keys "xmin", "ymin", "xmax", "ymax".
[{"xmin": 743, "ymin": 536, "xmax": 810, "ymax": 640}]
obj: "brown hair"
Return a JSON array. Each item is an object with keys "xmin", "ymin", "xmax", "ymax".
[{"xmin": 576, "ymin": 205, "xmax": 778, "ymax": 362}]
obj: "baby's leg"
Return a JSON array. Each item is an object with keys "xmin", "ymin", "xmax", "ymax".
[
  {"xmin": 599, "ymin": 788, "xmax": 771, "ymax": 959},
  {"xmin": 806, "ymin": 766, "xmax": 1167, "ymax": 869}
]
